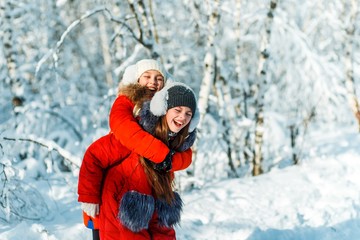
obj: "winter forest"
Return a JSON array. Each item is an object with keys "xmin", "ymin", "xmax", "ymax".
[{"xmin": 1, "ymin": 0, "xmax": 360, "ymax": 239}]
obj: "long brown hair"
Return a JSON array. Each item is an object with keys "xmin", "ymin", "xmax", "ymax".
[{"xmin": 140, "ymin": 116, "xmax": 190, "ymax": 203}]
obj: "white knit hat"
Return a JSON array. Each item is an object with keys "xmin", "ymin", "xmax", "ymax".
[
  {"xmin": 150, "ymin": 81, "xmax": 199, "ymax": 132},
  {"xmin": 121, "ymin": 59, "xmax": 166, "ymax": 86},
  {"xmin": 120, "ymin": 64, "xmax": 137, "ymax": 85},
  {"xmin": 135, "ymin": 59, "xmax": 165, "ymax": 80}
]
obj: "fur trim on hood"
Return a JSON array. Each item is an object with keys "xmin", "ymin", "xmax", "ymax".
[{"xmin": 118, "ymin": 84, "xmax": 155, "ymax": 108}]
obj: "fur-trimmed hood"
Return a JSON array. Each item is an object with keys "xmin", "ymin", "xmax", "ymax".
[{"xmin": 118, "ymin": 83, "xmax": 154, "ymax": 109}]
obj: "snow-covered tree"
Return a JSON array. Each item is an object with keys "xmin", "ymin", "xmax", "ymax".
[{"xmin": 1, "ymin": 0, "xmax": 360, "ymax": 222}]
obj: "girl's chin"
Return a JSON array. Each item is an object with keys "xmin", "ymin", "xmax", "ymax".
[
  {"xmin": 169, "ymin": 128, "xmax": 181, "ymax": 133},
  {"xmin": 169, "ymin": 125, "xmax": 182, "ymax": 133}
]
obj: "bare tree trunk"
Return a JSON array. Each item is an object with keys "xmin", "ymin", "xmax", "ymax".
[
  {"xmin": 186, "ymin": 0, "xmax": 206, "ymax": 47},
  {"xmin": 127, "ymin": 0, "xmax": 159, "ymax": 58},
  {"xmin": 343, "ymin": 0, "xmax": 360, "ymax": 131},
  {"xmin": 137, "ymin": 0, "xmax": 152, "ymax": 40},
  {"xmin": 234, "ymin": 0, "xmax": 242, "ymax": 85},
  {"xmin": 234, "ymin": 0, "xmax": 252, "ymax": 167},
  {"xmin": 147, "ymin": 0, "xmax": 159, "ymax": 43},
  {"xmin": 3, "ymin": 0, "xmax": 19, "ymax": 93},
  {"xmin": 98, "ymin": 13, "xmax": 114, "ymax": 87},
  {"xmin": 252, "ymin": 0, "xmax": 277, "ymax": 176},
  {"xmin": 197, "ymin": 0, "xmax": 220, "ymax": 127},
  {"xmin": 191, "ymin": 0, "xmax": 220, "ymax": 175},
  {"xmin": 214, "ymin": 75, "xmax": 239, "ymax": 177},
  {"xmin": 289, "ymin": 125, "xmax": 299, "ymax": 164}
]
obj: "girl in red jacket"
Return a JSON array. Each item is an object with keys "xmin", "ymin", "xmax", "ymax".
[
  {"xmin": 78, "ymin": 60, "xmax": 197, "ymax": 239},
  {"xmin": 99, "ymin": 81, "xmax": 199, "ymax": 239}
]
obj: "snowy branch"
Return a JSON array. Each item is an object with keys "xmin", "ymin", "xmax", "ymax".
[
  {"xmin": 35, "ymin": 6, "xmax": 138, "ymax": 77},
  {"xmin": 2, "ymin": 136, "xmax": 81, "ymax": 168}
]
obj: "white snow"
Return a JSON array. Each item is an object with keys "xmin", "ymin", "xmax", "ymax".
[{"xmin": 1, "ymin": 126, "xmax": 360, "ymax": 240}]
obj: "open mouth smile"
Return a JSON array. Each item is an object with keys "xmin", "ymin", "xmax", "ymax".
[{"xmin": 173, "ymin": 120, "xmax": 184, "ymax": 128}]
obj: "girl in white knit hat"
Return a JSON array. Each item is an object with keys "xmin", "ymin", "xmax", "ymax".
[{"xmin": 78, "ymin": 59, "xmax": 192, "ymax": 240}]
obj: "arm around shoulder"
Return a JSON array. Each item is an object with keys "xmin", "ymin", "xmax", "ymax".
[
  {"xmin": 109, "ymin": 95, "xmax": 169, "ymax": 163},
  {"xmin": 171, "ymin": 148, "xmax": 193, "ymax": 171}
]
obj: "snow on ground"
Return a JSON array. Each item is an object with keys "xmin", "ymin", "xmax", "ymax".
[
  {"xmin": 1, "ymin": 126, "xmax": 360, "ymax": 240},
  {"xmin": 178, "ymin": 153, "xmax": 360, "ymax": 240},
  {"xmin": 177, "ymin": 127, "xmax": 360, "ymax": 240}
]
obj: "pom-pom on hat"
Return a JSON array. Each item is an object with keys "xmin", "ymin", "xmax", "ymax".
[
  {"xmin": 121, "ymin": 59, "xmax": 166, "ymax": 86},
  {"xmin": 150, "ymin": 82, "xmax": 199, "ymax": 132}
]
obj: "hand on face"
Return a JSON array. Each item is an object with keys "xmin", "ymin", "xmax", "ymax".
[
  {"xmin": 138, "ymin": 70, "xmax": 164, "ymax": 92},
  {"xmin": 166, "ymin": 106, "xmax": 192, "ymax": 133}
]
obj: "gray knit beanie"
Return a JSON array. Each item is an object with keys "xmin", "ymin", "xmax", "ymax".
[
  {"xmin": 150, "ymin": 82, "xmax": 199, "ymax": 132},
  {"xmin": 166, "ymin": 85, "xmax": 196, "ymax": 115}
]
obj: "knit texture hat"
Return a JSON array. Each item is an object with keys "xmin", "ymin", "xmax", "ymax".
[
  {"xmin": 167, "ymin": 85, "xmax": 196, "ymax": 115},
  {"xmin": 150, "ymin": 82, "xmax": 199, "ymax": 132},
  {"xmin": 121, "ymin": 59, "xmax": 166, "ymax": 86}
]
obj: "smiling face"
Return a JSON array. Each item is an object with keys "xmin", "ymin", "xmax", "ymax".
[
  {"xmin": 138, "ymin": 70, "xmax": 165, "ymax": 92},
  {"xmin": 165, "ymin": 106, "xmax": 193, "ymax": 133}
]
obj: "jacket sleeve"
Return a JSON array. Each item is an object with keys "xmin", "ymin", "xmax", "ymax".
[
  {"xmin": 78, "ymin": 134, "xmax": 131, "ymax": 204},
  {"xmin": 109, "ymin": 95, "xmax": 169, "ymax": 163},
  {"xmin": 171, "ymin": 148, "xmax": 193, "ymax": 171}
]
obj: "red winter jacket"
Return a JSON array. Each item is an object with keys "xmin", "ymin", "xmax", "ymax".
[
  {"xmin": 99, "ymin": 140, "xmax": 192, "ymax": 239},
  {"xmin": 77, "ymin": 132, "xmax": 192, "ymax": 204},
  {"xmin": 78, "ymin": 133, "xmax": 131, "ymax": 203},
  {"xmin": 78, "ymin": 93, "xmax": 192, "ymax": 204},
  {"xmin": 78, "ymin": 87, "xmax": 194, "ymax": 238},
  {"xmin": 109, "ymin": 95, "xmax": 170, "ymax": 163}
]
